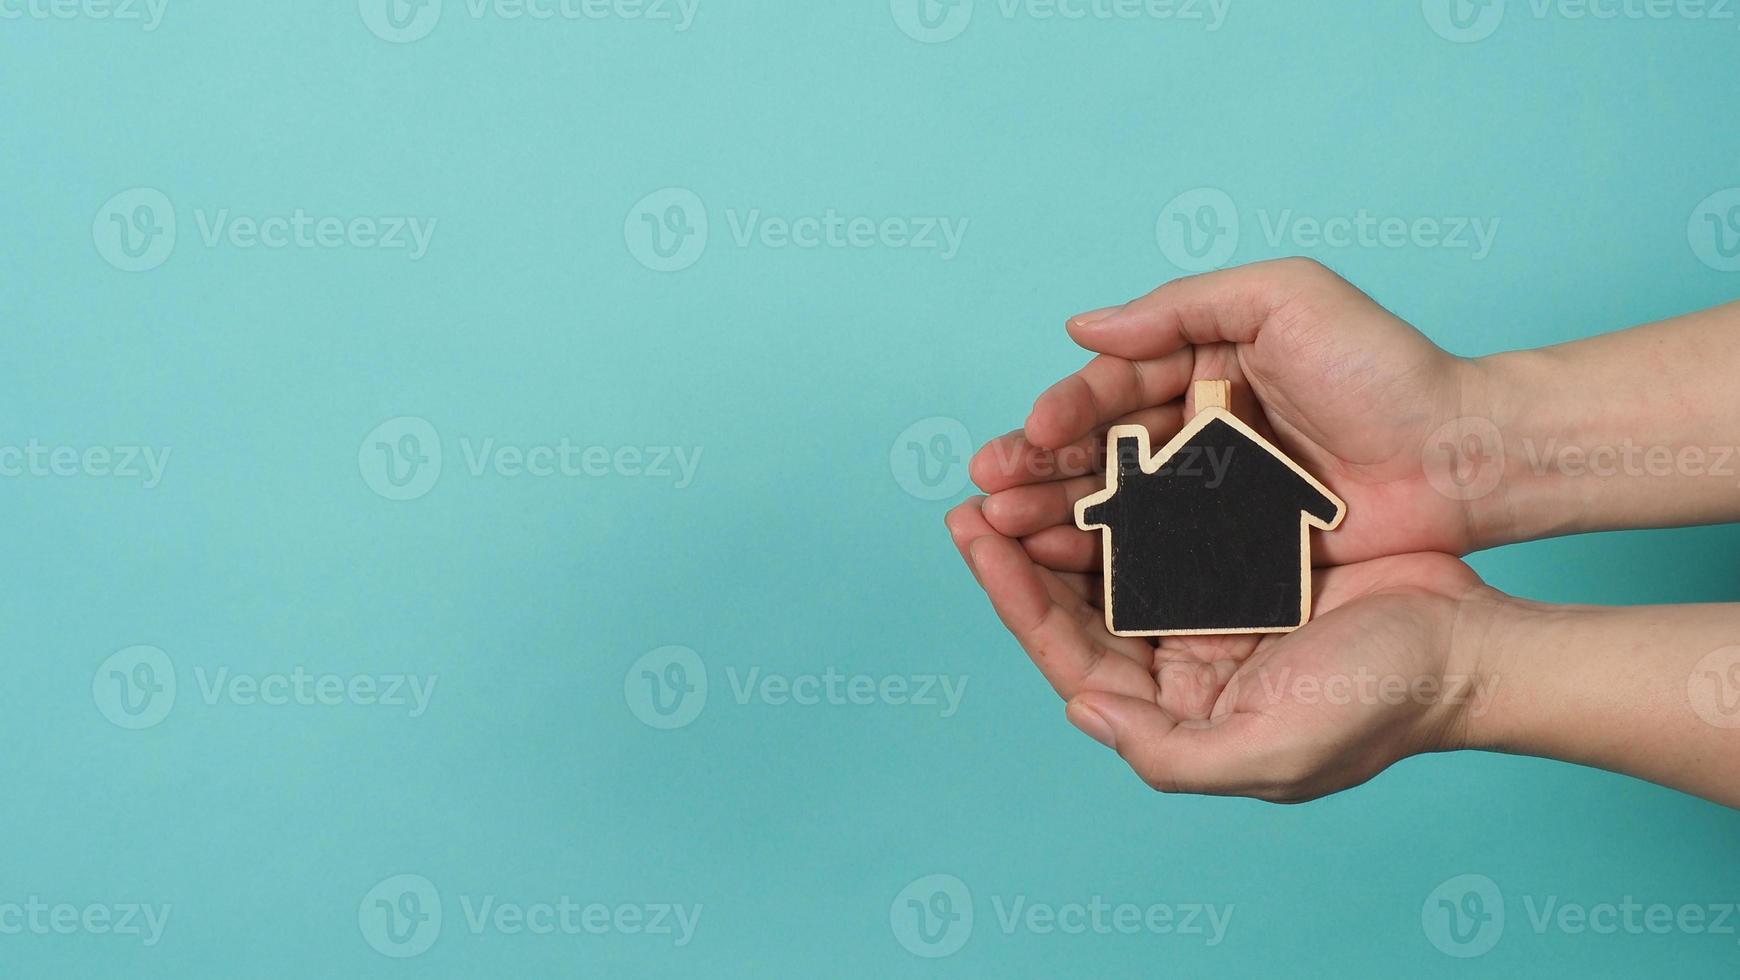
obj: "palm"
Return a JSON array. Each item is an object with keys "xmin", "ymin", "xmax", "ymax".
[
  {"xmin": 1198, "ymin": 552, "xmax": 1482, "ymax": 798},
  {"xmin": 1216, "ymin": 322, "xmax": 1476, "ymax": 563},
  {"xmin": 947, "ymin": 494, "xmax": 1483, "ymax": 800},
  {"xmin": 1231, "ymin": 281, "xmax": 1487, "ymax": 559}
]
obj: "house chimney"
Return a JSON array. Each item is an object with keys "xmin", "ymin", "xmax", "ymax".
[
  {"xmin": 1194, "ymin": 379, "xmax": 1231, "ymax": 415},
  {"xmin": 1116, "ymin": 435, "xmax": 1143, "ymax": 478}
]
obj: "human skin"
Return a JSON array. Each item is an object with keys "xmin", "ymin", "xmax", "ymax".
[{"xmin": 948, "ymin": 258, "xmax": 1740, "ymax": 806}]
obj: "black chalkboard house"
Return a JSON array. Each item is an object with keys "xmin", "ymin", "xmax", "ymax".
[{"xmin": 1074, "ymin": 400, "xmax": 1345, "ymax": 637}]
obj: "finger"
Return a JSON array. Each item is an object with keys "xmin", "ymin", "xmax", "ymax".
[
  {"xmin": 966, "ymin": 513, "xmax": 1100, "ymax": 614},
  {"xmin": 1067, "ymin": 692, "xmax": 1273, "ymax": 796},
  {"xmin": 970, "ymin": 536, "xmax": 1155, "ymax": 701},
  {"xmin": 1156, "ymin": 632, "xmax": 1266, "ymax": 665},
  {"xmin": 943, "ymin": 497, "xmax": 995, "ymax": 583},
  {"xmin": 966, "ymin": 535, "xmax": 1051, "ymax": 634},
  {"xmin": 1154, "ymin": 660, "xmax": 1241, "ymax": 722},
  {"xmin": 1044, "ymin": 569, "xmax": 1099, "ymax": 605},
  {"xmin": 1066, "ymin": 257, "xmax": 1345, "ymax": 360},
  {"xmin": 982, "ymin": 473, "xmax": 1106, "ymax": 538},
  {"xmin": 1026, "ymin": 352, "xmax": 1194, "ymax": 450},
  {"xmin": 970, "ymin": 428, "xmax": 1102, "ymax": 494},
  {"xmin": 972, "ymin": 403, "xmax": 1182, "ymax": 494},
  {"xmin": 1039, "ymin": 565, "xmax": 1161, "ymax": 667},
  {"xmin": 1018, "ymin": 525, "xmax": 1101, "ymax": 574},
  {"xmin": 968, "ymin": 520, "xmax": 1118, "ymax": 648}
]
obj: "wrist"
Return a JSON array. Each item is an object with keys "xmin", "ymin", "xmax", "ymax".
[
  {"xmin": 1452, "ymin": 349, "xmax": 1590, "ymax": 550},
  {"xmin": 1435, "ymin": 583, "xmax": 1531, "ymax": 754},
  {"xmin": 1446, "ymin": 589, "xmax": 1564, "ymax": 755}
]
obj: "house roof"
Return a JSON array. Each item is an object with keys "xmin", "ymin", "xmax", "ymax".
[{"xmin": 1077, "ymin": 408, "xmax": 1346, "ymax": 531}]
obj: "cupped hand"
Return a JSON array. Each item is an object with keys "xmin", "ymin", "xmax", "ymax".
[
  {"xmin": 946, "ymin": 497, "xmax": 1499, "ymax": 803},
  {"xmin": 970, "ymin": 258, "xmax": 1493, "ymax": 570}
]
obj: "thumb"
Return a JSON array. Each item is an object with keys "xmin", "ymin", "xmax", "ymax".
[{"xmin": 1066, "ymin": 692, "xmax": 1272, "ymax": 798}]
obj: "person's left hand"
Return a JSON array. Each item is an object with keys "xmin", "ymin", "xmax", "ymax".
[{"xmin": 945, "ymin": 497, "xmax": 1499, "ymax": 802}]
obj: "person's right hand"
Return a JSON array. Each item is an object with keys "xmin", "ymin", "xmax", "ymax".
[
  {"xmin": 970, "ymin": 258, "xmax": 1497, "ymax": 569},
  {"xmin": 945, "ymin": 496, "xmax": 1499, "ymax": 802}
]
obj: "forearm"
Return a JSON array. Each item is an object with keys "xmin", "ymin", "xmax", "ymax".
[
  {"xmin": 1459, "ymin": 593, "xmax": 1740, "ymax": 808},
  {"xmin": 1466, "ymin": 300, "xmax": 1740, "ymax": 547}
]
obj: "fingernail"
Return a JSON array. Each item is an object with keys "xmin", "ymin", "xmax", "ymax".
[
  {"xmin": 1068, "ymin": 306, "xmax": 1123, "ymax": 330},
  {"xmin": 1066, "ymin": 702, "xmax": 1117, "ymax": 750}
]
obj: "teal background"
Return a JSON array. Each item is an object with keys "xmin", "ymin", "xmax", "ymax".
[{"xmin": 4, "ymin": 0, "xmax": 1740, "ymax": 976}]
